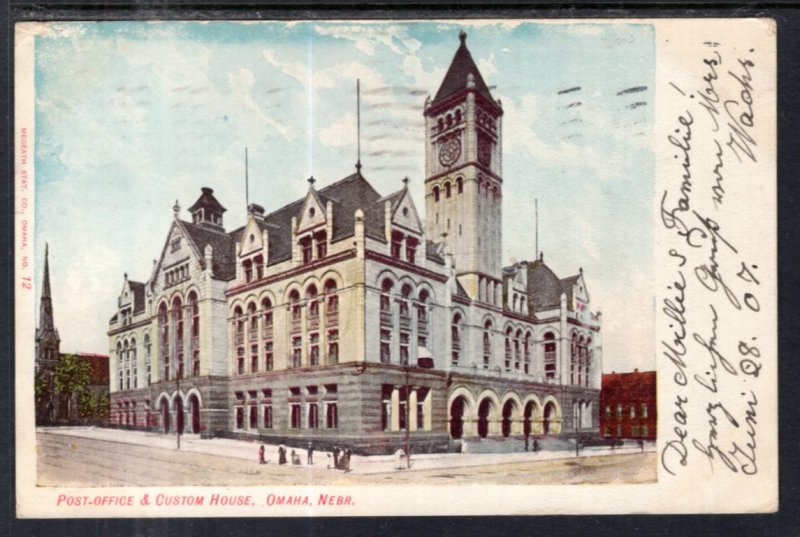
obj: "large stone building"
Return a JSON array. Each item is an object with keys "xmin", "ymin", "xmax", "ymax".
[{"xmin": 107, "ymin": 32, "xmax": 603, "ymax": 453}]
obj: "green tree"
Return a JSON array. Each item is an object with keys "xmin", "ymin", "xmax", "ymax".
[
  {"xmin": 34, "ymin": 370, "xmax": 52, "ymax": 423},
  {"xmin": 78, "ymin": 390, "xmax": 96, "ymax": 419},
  {"xmin": 96, "ymin": 391, "xmax": 110, "ymax": 418},
  {"xmin": 52, "ymin": 354, "xmax": 92, "ymax": 421}
]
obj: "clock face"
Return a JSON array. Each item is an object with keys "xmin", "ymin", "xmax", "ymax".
[
  {"xmin": 438, "ymin": 138, "xmax": 461, "ymax": 167},
  {"xmin": 478, "ymin": 138, "xmax": 492, "ymax": 166}
]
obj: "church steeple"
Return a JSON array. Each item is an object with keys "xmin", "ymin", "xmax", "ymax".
[{"xmin": 36, "ymin": 243, "xmax": 60, "ymax": 371}]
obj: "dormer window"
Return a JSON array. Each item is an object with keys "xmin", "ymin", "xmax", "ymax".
[
  {"xmin": 301, "ymin": 237, "xmax": 313, "ymax": 264},
  {"xmin": 315, "ymin": 231, "xmax": 327, "ymax": 259},
  {"xmin": 406, "ymin": 237, "xmax": 418, "ymax": 264},
  {"xmin": 171, "ymin": 237, "xmax": 181, "ymax": 252},
  {"xmin": 391, "ymin": 231, "xmax": 403, "ymax": 259}
]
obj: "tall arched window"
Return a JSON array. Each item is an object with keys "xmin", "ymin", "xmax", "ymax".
[
  {"xmin": 544, "ymin": 332, "xmax": 557, "ymax": 380},
  {"xmin": 504, "ymin": 328, "xmax": 513, "ymax": 371},
  {"xmin": 122, "ymin": 340, "xmax": 130, "ymax": 389},
  {"xmin": 116, "ymin": 341, "xmax": 123, "ymax": 390},
  {"xmin": 144, "ymin": 334, "xmax": 152, "ymax": 385},
  {"xmin": 433, "ymin": 186, "xmax": 440, "ymax": 202},
  {"xmin": 289, "ymin": 290, "xmax": 301, "ymax": 334},
  {"xmin": 130, "ymin": 337, "xmax": 137, "ymax": 388},
  {"xmin": 158, "ymin": 303, "xmax": 169, "ymax": 381},
  {"xmin": 172, "ymin": 296, "xmax": 184, "ymax": 379},
  {"xmin": 306, "ymin": 285, "xmax": 320, "ymax": 366},
  {"xmin": 571, "ymin": 332, "xmax": 579, "ymax": 385},
  {"xmin": 247, "ymin": 302, "xmax": 259, "ymax": 373},
  {"xmin": 514, "ymin": 329, "xmax": 522, "ymax": 371},
  {"xmin": 233, "ymin": 305, "xmax": 244, "ymax": 375},
  {"xmin": 483, "ymin": 320, "xmax": 493, "ymax": 369},
  {"xmin": 451, "ymin": 313, "xmax": 462, "ymax": 366},
  {"xmin": 261, "ymin": 298, "xmax": 273, "ymax": 371},
  {"xmin": 456, "ymin": 177, "xmax": 463, "ymax": 194},
  {"xmin": 399, "ymin": 284, "xmax": 413, "ymax": 365},
  {"xmin": 445, "ymin": 182, "xmax": 452, "ymax": 198},
  {"xmin": 188, "ymin": 292, "xmax": 199, "ymax": 376},
  {"xmin": 380, "ymin": 279, "xmax": 394, "ymax": 363},
  {"xmin": 523, "ymin": 332, "xmax": 532, "ymax": 374},
  {"xmin": 325, "ymin": 280, "xmax": 339, "ymax": 365},
  {"xmin": 417, "ymin": 290, "xmax": 429, "ymax": 347}
]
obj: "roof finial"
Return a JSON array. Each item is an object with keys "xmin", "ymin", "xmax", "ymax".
[
  {"xmin": 402, "ymin": 176, "xmax": 409, "ymax": 187},
  {"xmin": 459, "ymin": 29, "xmax": 467, "ymax": 44},
  {"xmin": 355, "ymin": 78, "xmax": 362, "ymax": 173},
  {"xmin": 308, "ymin": 176, "xmax": 316, "ymax": 188},
  {"xmin": 173, "ymin": 200, "xmax": 180, "ymax": 217}
]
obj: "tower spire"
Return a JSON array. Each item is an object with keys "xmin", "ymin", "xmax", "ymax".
[
  {"xmin": 36, "ymin": 243, "xmax": 59, "ymax": 357},
  {"xmin": 535, "ymin": 198, "xmax": 539, "ymax": 259},
  {"xmin": 42, "ymin": 242, "xmax": 51, "ymax": 300}
]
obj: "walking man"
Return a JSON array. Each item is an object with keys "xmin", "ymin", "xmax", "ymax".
[{"xmin": 307, "ymin": 442, "xmax": 314, "ymax": 465}]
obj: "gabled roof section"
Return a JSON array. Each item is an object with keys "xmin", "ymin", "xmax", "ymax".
[
  {"xmin": 128, "ymin": 281, "xmax": 146, "ymax": 314},
  {"xmin": 180, "ymin": 221, "xmax": 237, "ymax": 280},
  {"xmin": 426, "ymin": 240, "xmax": 445, "ymax": 264},
  {"xmin": 560, "ymin": 274, "xmax": 581, "ymax": 308},
  {"xmin": 526, "ymin": 259, "xmax": 565, "ymax": 312},
  {"xmin": 261, "ymin": 171, "xmax": 386, "ymax": 265},
  {"xmin": 431, "ymin": 31, "xmax": 498, "ymax": 109}
]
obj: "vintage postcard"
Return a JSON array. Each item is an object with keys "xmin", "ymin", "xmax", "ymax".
[{"xmin": 14, "ymin": 18, "xmax": 777, "ymax": 517}]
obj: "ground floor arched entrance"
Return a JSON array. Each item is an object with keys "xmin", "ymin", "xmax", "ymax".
[
  {"xmin": 174, "ymin": 397, "xmax": 185, "ymax": 435},
  {"xmin": 477, "ymin": 399, "xmax": 493, "ymax": 438},
  {"xmin": 449, "ymin": 396, "xmax": 467, "ymax": 439},
  {"xmin": 543, "ymin": 401, "xmax": 556, "ymax": 435},
  {"xmin": 189, "ymin": 394, "xmax": 201, "ymax": 433},
  {"xmin": 160, "ymin": 398, "xmax": 170, "ymax": 434}
]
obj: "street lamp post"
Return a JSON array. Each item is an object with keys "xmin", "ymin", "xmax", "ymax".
[{"xmin": 404, "ymin": 365, "xmax": 411, "ymax": 470}]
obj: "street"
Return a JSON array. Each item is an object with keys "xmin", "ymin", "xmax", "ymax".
[{"xmin": 37, "ymin": 428, "xmax": 656, "ymax": 486}]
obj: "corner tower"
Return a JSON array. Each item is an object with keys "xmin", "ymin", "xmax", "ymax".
[{"xmin": 424, "ymin": 31, "xmax": 504, "ymax": 302}]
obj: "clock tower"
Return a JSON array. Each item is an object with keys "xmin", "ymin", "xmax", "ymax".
[{"xmin": 424, "ymin": 31, "xmax": 504, "ymax": 302}]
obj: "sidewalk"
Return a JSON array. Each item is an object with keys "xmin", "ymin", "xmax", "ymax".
[{"xmin": 39, "ymin": 426, "xmax": 655, "ymax": 475}]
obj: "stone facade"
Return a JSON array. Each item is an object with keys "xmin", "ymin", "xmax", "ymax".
[{"xmin": 107, "ymin": 33, "xmax": 603, "ymax": 453}]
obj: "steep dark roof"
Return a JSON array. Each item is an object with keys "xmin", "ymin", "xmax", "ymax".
[
  {"xmin": 180, "ymin": 221, "xmax": 237, "ymax": 280},
  {"xmin": 432, "ymin": 32, "xmax": 497, "ymax": 108},
  {"xmin": 261, "ymin": 171, "xmax": 386, "ymax": 265},
  {"xmin": 188, "ymin": 187, "xmax": 227, "ymax": 214},
  {"xmin": 526, "ymin": 259, "xmax": 565, "ymax": 312},
  {"xmin": 378, "ymin": 189, "xmax": 405, "ymax": 214},
  {"xmin": 560, "ymin": 275, "xmax": 581, "ymax": 308},
  {"xmin": 128, "ymin": 281, "xmax": 146, "ymax": 314}
]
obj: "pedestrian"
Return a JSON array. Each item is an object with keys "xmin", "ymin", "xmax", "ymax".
[
  {"xmin": 533, "ymin": 439, "xmax": 539, "ymax": 452},
  {"xmin": 332, "ymin": 445, "xmax": 340, "ymax": 469},
  {"xmin": 524, "ymin": 435, "xmax": 529, "ymax": 452},
  {"xmin": 278, "ymin": 445, "xmax": 287, "ymax": 465},
  {"xmin": 258, "ymin": 444, "xmax": 266, "ymax": 465},
  {"xmin": 343, "ymin": 448, "xmax": 351, "ymax": 472},
  {"xmin": 291, "ymin": 449, "xmax": 301, "ymax": 465},
  {"xmin": 307, "ymin": 442, "xmax": 314, "ymax": 465}
]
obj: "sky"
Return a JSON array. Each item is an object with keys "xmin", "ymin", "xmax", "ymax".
[{"xmin": 32, "ymin": 20, "xmax": 655, "ymax": 373}]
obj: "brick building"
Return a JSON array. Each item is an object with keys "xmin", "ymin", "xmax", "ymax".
[
  {"xmin": 600, "ymin": 370, "xmax": 656, "ymax": 440},
  {"xmin": 107, "ymin": 32, "xmax": 603, "ymax": 453}
]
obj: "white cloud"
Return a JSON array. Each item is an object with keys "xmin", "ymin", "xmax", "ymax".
[{"xmin": 319, "ymin": 112, "xmax": 356, "ymax": 148}]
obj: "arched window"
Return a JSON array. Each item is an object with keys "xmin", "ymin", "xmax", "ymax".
[
  {"xmin": 144, "ymin": 334, "xmax": 152, "ymax": 385},
  {"xmin": 483, "ymin": 320, "xmax": 493, "ymax": 369},
  {"xmin": 504, "ymin": 327, "xmax": 513, "ymax": 371},
  {"xmin": 172, "ymin": 296, "xmax": 184, "ymax": 379},
  {"xmin": 158, "ymin": 303, "xmax": 169, "ymax": 381},
  {"xmin": 130, "ymin": 337, "xmax": 137, "ymax": 388},
  {"xmin": 514, "ymin": 329, "xmax": 522, "ymax": 371},
  {"xmin": 261, "ymin": 297, "xmax": 273, "ymax": 336},
  {"xmin": 544, "ymin": 332, "xmax": 557, "ymax": 379},
  {"xmin": 243, "ymin": 258, "xmax": 253, "ymax": 283},
  {"xmin": 445, "ymin": 182, "xmax": 452, "ymax": 198},
  {"xmin": 325, "ymin": 279, "xmax": 338, "ymax": 324},
  {"xmin": 437, "ymin": 117, "xmax": 444, "ymax": 132},
  {"xmin": 289, "ymin": 290, "xmax": 301, "ymax": 333},
  {"xmin": 571, "ymin": 332, "xmax": 579, "ymax": 385},
  {"xmin": 188, "ymin": 292, "xmax": 199, "ymax": 376},
  {"xmin": 523, "ymin": 332, "xmax": 532, "ymax": 374},
  {"xmin": 433, "ymin": 186, "xmax": 440, "ymax": 202},
  {"xmin": 583, "ymin": 337, "xmax": 592, "ymax": 387},
  {"xmin": 117, "ymin": 341, "xmax": 124, "ymax": 390},
  {"xmin": 399, "ymin": 284, "xmax": 412, "ymax": 318},
  {"xmin": 306, "ymin": 285, "xmax": 319, "ymax": 330},
  {"xmin": 457, "ymin": 177, "xmax": 463, "ymax": 194},
  {"xmin": 455, "ymin": 109, "xmax": 462, "ymax": 124},
  {"xmin": 233, "ymin": 305, "xmax": 244, "ymax": 374},
  {"xmin": 246, "ymin": 303, "xmax": 258, "ymax": 373},
  {"xmin": 261, "ymin": 297, "xmax": 273, "ymax": 371},
  {"xmin": 451, "ymin": 313, "xmax": 462, "ymax": 366},
  {"xmin": 399, "ymin": 284, "xmax": 413, "ymax": 365},
  {"xmin": 417, "ymin": 290, "xmax": 429, "ymax": 347}
]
